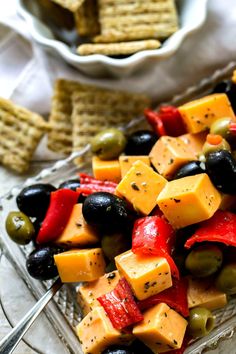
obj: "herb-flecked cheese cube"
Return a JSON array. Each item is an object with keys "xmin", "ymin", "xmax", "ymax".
[
  {"xmin": 77, "ymin": 306, "xmax": 133, "ymax": 354},
  {"xmin": 55, "ymin": 204, "xmax": 99, "ymax": 247},
  {"xmin": 149, "ymin": 136, "xmax": 197, "ymax": 179},
  {"xmin": 115, "ymin": 250, "xmax": 172, "ymax": 300},
  {"xmin": 92, "ymin": 156, "xmax": 121, "ymax": 183},
  {"xmin": 116, "ymin": 160, "xmax": 167, "ymax": 215},
  {"xmin": 179, "ymin": 131, "xmax": 207, "ymax": 158},
  {"xmin": 187, "ymin": 277, "xmax": 227, "ymax": 310},
  {"xmin": 119, "ymin": 156, "xmax": 150, "ymax": 178},
  {"xmin": 178, "ymin": 94, "xmax": 235, "ymax": 134},
  {"xmin": 157, "ymin": 173, "xmax": 222, "ymax": 229},
  {"xmin": 77, "ymin": 271, "xmax": 120, "ymax": 315},
  {"xmin": 54, "ymin": 248, "xmax": 106, "ymax": 283},
  {"xmin": 133, "ymin": 303, "xmax": 187, "ymax": 353}
]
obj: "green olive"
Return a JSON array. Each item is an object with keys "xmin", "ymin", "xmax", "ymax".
[
  {"xmin": 101, "ymin": 233, "xmax": 130, "ymax": 261},
  {"xmin": 185, "ymin": 244, "xmax": 223, "ymax": 277},
  {"xmin": 215, "ymin": 263, "xmax": 236, "ymax": 295},
  {"xmin": 91, "ymin": 128, "xmax": 127, "ymax": 160},
  {"xmin": 202, "ymin": 138, "xmax": 231, "ymax": 157},
  {"xmin": 210, "ymin": 117, "xmax": 232, "ymax": 140},
  {"xmin": 188, "ymin": 307, "xmax": 215, "ymax": 338},
  {"xmin": 5, "ymin": 211, "xmax": 35, "ymax": 245}
]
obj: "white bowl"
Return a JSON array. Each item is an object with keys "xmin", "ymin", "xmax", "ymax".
[{"xmin": 17, "ymin": 0, "xmax": 208, "ymax": 77}]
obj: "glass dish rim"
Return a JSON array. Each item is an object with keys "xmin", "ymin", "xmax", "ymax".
[{"xmin": 1, "ymin": 61, "xmax": 236, "ymax": 354}]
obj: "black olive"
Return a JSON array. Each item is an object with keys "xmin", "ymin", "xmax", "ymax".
[
  {"xmin": 58, "ymin": 179, "xmax": 80, "ymax": 191},
  {"xmin": 26, "ymin": 246, "xmax": 63, "ymax": 280},
  {"xmin": 125, "ymin": 130, "xmax": 158, "ymax": 155},
  {"xmin": 102, "ymin": 346, "xmax": 135, "ymax": 354},
  {"xmin": 205, "ymin": 150, "xmax": 236, "ymax": 194},
  {"xmin": 174, "ymin": 161, "xmax": 204, "ymax": 179},
  {"xmin": 82, "ymin": 192, "xmax": 132, "ymax": 234},
  {"xmin": 16, "ymin": 184, "xmax": 56, "ymax": 219},
  {"xmin": 212, "ymin": 80, "xmax": 236, "ymax": 113}
]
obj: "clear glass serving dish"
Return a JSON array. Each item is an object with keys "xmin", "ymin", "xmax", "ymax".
[{"xmin": 1, "ymin": 62, "xmax": 236, "ymax": 354}]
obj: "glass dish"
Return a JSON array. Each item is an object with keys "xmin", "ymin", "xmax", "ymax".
[{"xmin": 1, "ymin": 62, "xmax": 236, "ymax": 353}]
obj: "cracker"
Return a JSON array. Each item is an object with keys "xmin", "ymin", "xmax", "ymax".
[
  {"xmin": 71, "ymin": 89, "xmax": 151, "ymax": 152},
  {"xmin": 50, "ymin": 0, "xmax": 85, "ymax": 12},
  {"xmin": 77, "ymin": 39, "xmax": 160, "ymax": 55},
  {"xmin": 0, "ymin": 98, "xmax": 48, "ymax": 173},
  {"xmin": 94, "ymin": 0, "xmax": 179, "ymax": 43},
  {"xmin": 74, "ymin": 0, "xmax": 100, "ymax": 37},
  {"xmin": 47, "ymin": 79, "xmax": 98, "ymax": 154}
]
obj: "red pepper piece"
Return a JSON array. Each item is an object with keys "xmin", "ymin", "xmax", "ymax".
[
  {"xmin": 138, "ymin": 277, "xmax": 189, "ymax": 317},
  {"xmin": 168, "ymin": 335, "xmax": 191, "ymax": 354},
  {"xmin": 77, "ymin": 173, "xmax": 117, "ymax": 197},
  {"xmin": 132, "ymin": 216, "xmax": 179, "ymax": 278},
  {"xmin": 97, "ymin": 277, "xmax": 143, "ymax": 330},
  {"xmin": 144, "ymin": 109, "xmax": 167, "ymax": 137},
  {"xmin": 145, "ymin": 106, "xmax": 186, "ymax": 137},
  {"xmin": 185, "ymin": 210, "xmax": 236, "ymax": 249},
  {"xmin": 229, "ymin": 122, "xmax": 236, "ymax": 135},
  {"xmin": 36, "ymin": 189, "xmax": 78, "ymax": 244}
]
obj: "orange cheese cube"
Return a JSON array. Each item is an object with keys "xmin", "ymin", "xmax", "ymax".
[
  {"xmin": 92, "ymin": 156, "xmax": 121, "ymax": 183},
  {"xmin": 119, "ymin": 156, "xmax": 150, "ymax": 178},
  {"xmin": 179, "ymin": 131, "xmax": 207, "ymax": 158},
  {"xmin": 54, "ymin": 248, "xmax": 106, "ymax": 283},
  {"xmin": 187, "ymin": 277, "xmax": 227, "ymax": 311},
  {"xmin": 116, "ymin": 160, "xmax": 167, "ymax": 215},
  {"xmin": 149, "ymin": 136, "xmax": 197, "ymax": 179},
  {"xmin": 133, "ymin": 303, "xmax": 187, "ymax": 353},
  {"xmin": 115, "ymin": 250, "xmax": 172, "ymax": 300},
  {"xmin": 232, "ymin": 70, "xmax": 236, "ymax": 84},
  {"xmin": 55, "ymin": 204, "xmax": 99, "ymax": 247},
  {"xmin": 157, "ymin": 173, "xmax": 222, "ymax": 229},
  {"xmin": 77, "ymin": 306, "xmax": 133, "ymax": 354},
  {"xmin": 178, "ymin": 93, "xmax": 235, "ymax": 134},
  {"xmin": 77, "ymin": 271, "xmax": 120, "ymax": 315}
]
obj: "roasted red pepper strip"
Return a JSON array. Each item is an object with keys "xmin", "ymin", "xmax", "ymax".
[
  {"xmin": 145, "ymin": 106, "xmax": 186, "ymax": 137},
  {"xmin": 138, "ymin": 277, "xmax": 189, "ymax": 317},
  {"xmin": 145, "ymin": 109, "xmax": 166, "ymax": 137},
  {"xmin": 185, "ymin": 210, "xmax": 236, "ymax": 249},
  {"xmin": 77, "ymin": 173, "xmax": 117, "ymax": 196},
  {"xmin": 97, "ymin": 277, "xmax": 143, "ymax": 330},
  {"xmin": 132, "ymin": 216, "xmax": 179, "ymax": 278},
  {"xmin": 168, "ymin": 335, "xmax": 191, "ymax": 354},
  {"xmin": 36, "ymin": 189, "xmax": 78, "ymax": 244}
]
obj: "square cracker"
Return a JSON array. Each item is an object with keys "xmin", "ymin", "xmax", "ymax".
[
  {"xmin": 50, "ymin": 0, "xmax": 85, "ymax": 12},
  {"xmin": 71, "ymin": 88, "xmax": 151, "ymax": 152},
  {"xmin": 74, "ymin": 0, "xmax": 100, "ymax": 37},
  {"xmin": 48, "ymin": 79, "xmax": 97, "ymax": 154},
  {"xmin": 0, "ymin": 98, "xmax": 48, "ymax": 173},
  {"xmin": 77, "ymin": 39, "xmax": 160, "ymax": 56},
  {"xmin": 94, "ymin": 0, "xmax": 179, "ymax": 43}
]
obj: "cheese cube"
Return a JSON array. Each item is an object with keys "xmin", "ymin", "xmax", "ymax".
[
  {"xmin": 149, "ymin": 136, "xmax": 197, "ymax": 179},
  {"xmin": 116, "ymin": 160, "xmax": 167, "ymax": 215},
  {"xmin": 133, "ymin": 303, "xmax": 187, "ymax": 353},
  {"xmin": 179, "ymin": 131, "xmax": 207, "ymax": 158},
  {"xmin": 92, "ymin": 156, "xmax": 121, "ymax": 183},
  {"xmin": 77, "ymin": 271, "xmax": 120, "ymax": 315},
  {"xmin": 77, "ymin": 306, "xmax": 133, "ymax": 354},
  {"xmin": 115, "ymin": 250, "xmax": 172, "ymax": 300},
  {"xmin": 54, "ymin": 248, "xmax": 106, "ymax": 283},
  {"xmin": 119, "ymin": 156, "xmax": 150, "ymax": 178},
  {"xmin": 157, "ymin": 173, "xmax": 222, "ymax": 229},
  {"xmin": 55, "ymin": 204, "xmax": 99, "ymax": 247},
  {"xmin": 178, "ymin": 94, "xmax": 235, "ymax": 134},
  {"xmin": 187, "ymin": 277, "xmax": 227, "ymax": 310}
]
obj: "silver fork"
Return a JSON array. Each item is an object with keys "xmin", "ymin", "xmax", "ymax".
[{"xmin": 0, "ymin": 277, "xmax": 62, "ymax": 354}]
